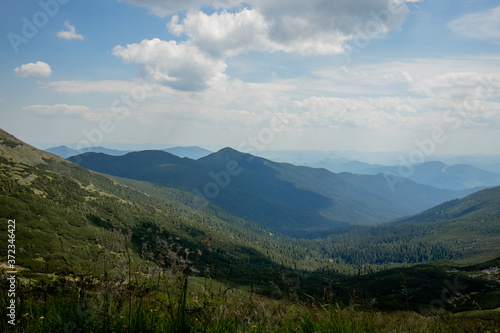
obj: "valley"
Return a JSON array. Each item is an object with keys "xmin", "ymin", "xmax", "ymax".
[{"xmin": 1, "ymin": 128, "xmax": 499, "ymax": 332}]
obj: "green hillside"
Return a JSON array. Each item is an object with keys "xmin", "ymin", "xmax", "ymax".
[
  {"xmin": 396, "ymin": 185, "xmax": 500, "ymax": 224},
  {"xmin": 68, "ymin": 147, "xmax": 476, "ymax": 236},
  {"xmin": 0, "ymin": 129, "xmax": 305, "ymax": 282}
]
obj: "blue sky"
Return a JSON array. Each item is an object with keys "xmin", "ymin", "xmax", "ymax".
[{"xmin": 1, "ymin": 0, "xmax": 499, "ymax": 154}]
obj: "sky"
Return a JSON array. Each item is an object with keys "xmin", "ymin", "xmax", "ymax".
[{"xmin": 1, "ymin": 0, "xmax": 500, "ymax": 155}]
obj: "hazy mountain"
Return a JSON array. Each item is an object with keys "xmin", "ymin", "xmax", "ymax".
[
  {"xmin": 46, "ymin": 145, "xmax": 130, "ymax": 158},
  {"xmin": 45, "ymin": 145, "xmax": 81, "ymax": 158},
  {"xmin": 303, "ymin": 158, "xmax": 385, "ymax": 174},
  {"xmin": 304, "ymin": 159, "xmax": 500, "ymax": 191},
  {"xmin": 253, "ymin": 150, "xmax": 406, "ymax": 165},
  {"xmin": 46, "ymin": 145, "xmax": 212, "ymax": 160},
  {"xmin": 438, "ymin": 154, "xmax": 500, "ymax": 173},
  {"xmin": 255, "ymin": 150, "xmax": 500, "ymax": 172},
  {"xmin": 68, "ymin": 147, "xmax": 476, "ymax": 236},
  {"xmin": 394, "ymin": 185, "xmax": 500, "ymax": 224},
  {"xmin": 164, "ymin": 146, "xmax": 212, "ymax": 159}
]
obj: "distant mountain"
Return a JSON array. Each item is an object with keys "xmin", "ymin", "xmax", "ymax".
[
  {"xmin": 68, "ymin": 147, "xmax": 476, "ymax": 236},
  {"xmin": 45, "ymin": 145, "xmax": 80, "ymax": 158},
  {"xmin": 303, "ymin": 158, "xmax": 385, "ymax": 174},
  {"xmin": 439, "ymin": 154, "xmax": 500, "ymax": 174},
  {"xmin": 305, "ymin": 159, "xmax": 500, "ymax": 191},
  {"xmin": 46, "ymin": 145, "xmax": 212, "ymax": 160},
  {"xmin": 46, "ymin": 145, "xmax": 130, "ymax": 158},
  {"xmin": 395, "ymin": 185, "xmax": 500, "ymax": 224},
  {"xmin": 254, "ymin": 150, "xmax": 404, "ymax": 165},
  {"xmin": 164, "ymin": 146, "xmax": 212, "ymax": 159}
]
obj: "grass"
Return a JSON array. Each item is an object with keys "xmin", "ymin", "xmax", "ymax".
[
  {"xmin": 1, "ymin": 277, "xmax": 499, "ymax": 332},
  {"xmin": 1, "ymin": 230, "xmax": 499, "ymax": 333}
]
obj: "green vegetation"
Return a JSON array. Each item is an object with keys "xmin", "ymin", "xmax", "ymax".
[
  {"xmin": 68, "ymin": 147, "xmax": 477, "ymax": 236},
  {"xmin": 1, "ymin": 128, "xmax": 499, "ymax": 331},
  {"xmin": 1, "ymin": 236, "xmax": 500, "ymax": 332}
]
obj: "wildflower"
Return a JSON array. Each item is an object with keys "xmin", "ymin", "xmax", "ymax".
[
  {"xmin": 23, "ymin": 313, "xmax": 28, "ymax": 317},
  {"xmin": 40, "ymin": 316, "xmax": 45, "ymax": 320}
]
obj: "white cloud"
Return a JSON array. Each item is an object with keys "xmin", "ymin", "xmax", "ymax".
[
  {"xmin": 45, "ymin": 80, "xmax": 140, "ymax": 94},
  {"xmin": 117, "ymin": 0, "xmax": 243, "ymax": 17},
  {"xmin": 448, "ymin": 6, "xmax": 500, "ymax": 43},
  {"xmin": 292, "ymin": 96, "xmax": 430, "ymax": 130},
  {"xmin": 112, "ymin": 1, "xmax": 419, "ymax": 92},
  {"xmin": 410, "ymin": 72, "xmax": 500, "ymax": 99},
  {"xmin": 290, "ymin": 94, "xmax": 500, "ymax": 132},
  {"xmin": 23, "ymin": 104, "xmax": 90, "ymax": 117},
  {"xmin": 123, "ymin": 0, "xmax": 414, "ymax": 58},
  {"xmin": 168, "ymin": 9, "xmax": 272, "ymax": 57},
  {"xmin": 252, "ymin": 0, "xmax": 408, "ymax": 55},
  {"xmin": 113, "ymin": 38, "xmax": 227, "ymax": 91},
  {"xmin": 14, "ymin": 61, "xmax": 52, "ymax": 78},
  {"xmin": 22, "ymin": 104, "xmax": 112, "ymax": 122},
  {"xmin": 57, "ymin": 21, "xmax": 85, "ymax": 40}
]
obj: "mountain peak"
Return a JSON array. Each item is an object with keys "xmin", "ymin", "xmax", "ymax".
[
  {"xmin": 203, "ymin": 147, "xmax": 247, "ymax": 160},
  {"xmin": 218, "ymin": 147, "xmax": 241, "ymax": 154}
]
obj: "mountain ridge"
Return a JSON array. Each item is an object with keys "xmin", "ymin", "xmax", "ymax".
[{"xmin": 68, "ymin": 146, "xmax": 477, "ymax": 236}]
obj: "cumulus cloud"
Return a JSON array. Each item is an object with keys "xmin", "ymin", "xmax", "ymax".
[
  {"xmin": 292, "ymin": 96, "xmax": 430, "ymax": 130},
  {"xmin": 22, "ymin": 104, "xmax": 115, "ymax": 122},
  {"xmin": 117, "ymin": 0, "xmax": 243, "ymax": 17},
  {"xmin": 45, "ymin": 80, "xmax": 140, "ymax": 94},
  {"xmin": 448, "ymin": 6, "xmax": 500, "ymax": 43},
  {"xmin": 168, "ymin": 9, "xmax": 271, "ymax": 57},
  {"xmin": 113, "ymin": 38, "xmax": 227, "ymax": 91},
  {"xmin": 57, "ymin": 21, "xmax": 85, "ymax": 40},
  {"xmin": 410, "ymin": 72, "xmax": 500, "ymax": 99},
  {"xmin": 167, "ymin": 0, "xmax": 412, "ymax": 56},
  {"xmin": 253, "ymin": 0, "xmax": 408, "ymax": 55},
  {"xmin": 14, "ymin": 61, "xmax": 52, "ymax": 78},
  {"xmin": 23, "ymin": 104, "xmax": 90, "ymax": 117},
  {"xmin": 112, "ymin": 0, "xmax": 420, "ymax": 91}
]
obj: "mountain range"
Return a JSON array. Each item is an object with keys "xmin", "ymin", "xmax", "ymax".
[
  {"xmin": 48, "ymin": 145, "xmax": 500, "ymax": 191},
  {"xmin": 45, "ymin": 145, "xmax": 212, "ymax": 160},
  {"xmin": 2, "ymin": 128, "xmax": 500, "ymax": 314},
  {"xmin": 304, "ymin": 159, "xmax": 500, "ymax": 190},
  {"xmin": 68, "ymin": 147, "xmax": 477, "ymax": 236}
]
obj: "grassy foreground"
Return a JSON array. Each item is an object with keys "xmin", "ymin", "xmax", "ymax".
[
  {"xmin": 1, "ymin": 231, "xmax": 499, "ymax": 333},
  {"xmin": 1, "ymin": 273, "xmax": 499, "ymax": 333}
]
